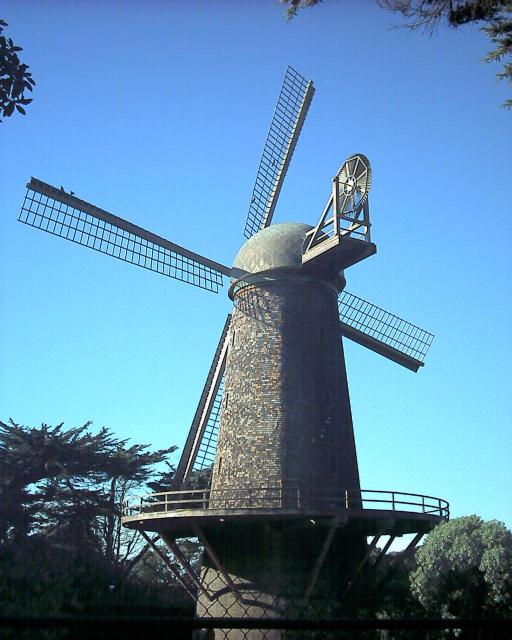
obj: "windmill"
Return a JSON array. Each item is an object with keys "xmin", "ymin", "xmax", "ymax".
[{"xmin": 18, "ymin": 67, "xmax": 448, "ymax": 634}]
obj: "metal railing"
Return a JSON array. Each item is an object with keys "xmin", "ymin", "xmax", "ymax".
[{"xmin": 122, "ymin": 487, "xmax": 449, "ymax": 520}]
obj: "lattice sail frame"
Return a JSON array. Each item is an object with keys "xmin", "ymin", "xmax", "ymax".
[
  {"xmin": 243, "ymin": 66, "xmax": 315, "ymax": 239},
  {"xmin": 19, "ymin": 178, "xmax": 230, "ymax": 293},
  {"xmin": 173, "ymin": 316, "xmax": 231, "ymax": 489},
  {"xmin": 188, "ymin": 377, "xmax": 224, "ymax": 478},
  {"xmin": 338, "ymin": 291, "xmax": 434, "ymax": 372}
]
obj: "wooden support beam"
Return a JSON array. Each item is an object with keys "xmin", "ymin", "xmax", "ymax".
[
  {"xmin": 404, "ymin": 532, "xmax": 424, "ymax": 554},
  {"xmin": 193, "ymin": 522, "xmax": 242, "ymax": 599},
  {"xmin": 372, "ymin": 535, "xmax": 396, "ymax": 570},
  {"xmin": 343, "ymin": 534, "xmax": 381, "ymax": 596},
  {"xmin": 161, "ymin": 534, "xmax": 213, "ymax": 601},
  {"xmin": 304, "ymin": 520, "xmax": 338, "ymax": 600},
  {"xmin": 366, "ymin": 533, "xmax": 424, "ymax": 602},
  {"xmin": 138, "ymin": 531, "xmax": 196, "ymax": 602}
]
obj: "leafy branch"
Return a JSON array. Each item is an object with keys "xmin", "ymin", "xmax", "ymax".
[{"xmin": 0, "ymin": 19, "xmax": 35, "ymax": 121}]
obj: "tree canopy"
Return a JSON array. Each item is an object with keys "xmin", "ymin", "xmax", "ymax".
[
  {"xmin": 280, "ymin": 0, "xmax": 512, "ymax": 108},
  {"xmin": 0, "ymin": 418, "xmax": 187, "ymax": 615},
  {"xmin": 0, "ymin": 19, "xmax": 35, "ymax": 121},
  {"xmin": 410, "ymin": 515, "xmax": 512, "ymax": 619}
]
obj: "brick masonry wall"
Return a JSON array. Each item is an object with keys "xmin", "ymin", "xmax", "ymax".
[{"xmin": 210, "ymin": 274, "xmax": 360, "ymax": 506}]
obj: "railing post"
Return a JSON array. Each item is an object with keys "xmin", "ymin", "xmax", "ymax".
[
  {"xmin": 422, "ymin": 495, "xmax": 425, "ymax": 513},
  {"xmin": 165, "ymin": 493, "xmax": 168, "ymax": 512},
  {"xmin": 203, "ymin": 490, "xmax": 207, "ymax": 510},
  {"xmin": 438, "ymin": 498, "xmax": 442, "ymax": 516},
  {"xmin": 140, "ymin": 496, "xmax": 143, "ymax": 514},
  {"xmin": 297, "ymin": 486, "xmax": 301, "ymax": 509},
  {"xmin": 392, "ymin": 492, "xmax": 395, "ymax": 511},
  {"xmin": 344, "ymin": 490, "xmax": 349, "ymax": 509}
]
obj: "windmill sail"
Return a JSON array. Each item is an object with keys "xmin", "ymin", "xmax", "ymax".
[
  {"xmin": 19, "ymin": 178, "xmax": 231, "ymax": 293},
  {"xmin": 173, "ymin": 315, "xmax": 231, "ymax": 488},
  {"xmin": 339, "ymin": 291, "xmax": 434, "ymax": 372},
  {"xmin": 243, "ymin": 66, "xmax": 315, "ymax": 239}
]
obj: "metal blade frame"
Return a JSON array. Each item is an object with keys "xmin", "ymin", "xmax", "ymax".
[
  {"xmin": 173, "ymin": 316, "xmax": 231, "ymax": 488},
  {"xmin": 19, "ymin": 178, "xmax": 230, "ymax": 293},
  {"xmin": 339, "ymin": 291, "xmax": 434, "ymax": 370},
  {"xmin": 243, "ymin": 66, "xmax": 315, "ymax": 239}
]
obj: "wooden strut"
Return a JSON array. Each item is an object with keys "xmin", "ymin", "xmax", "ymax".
[
  {"xmin": 160, "ymin": 534, "xmax": 214, "ymax": 602},
  {"xmin": 304, "ymin": 519, "xmax": 338, "ymax": 600},
  {"xmin": 372, "ymin": 535, "xmax": 396, "ymax": 570},
  {"xmin": 138, "ymin": 531, "xmax": 197, "ymax": 602},
  {"xmin": 193, "ymin": 522, "xmax": 242, "ymax": 600},
  {"xmin": 303, "ymin": 192, "xmax": 334, "ymax": 254},
  {"xmin": 405, "ymin": 532, "xmax": 424, "ymax": 553},
  {"xmin": 343, "ymin": 534, "xmax": 382, "ymax": 596},
  {"xmin": 365, "ymin": 533, "xmax": 425, "ymax": 603}
]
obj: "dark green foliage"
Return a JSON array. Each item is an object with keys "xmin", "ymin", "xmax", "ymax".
[
  {"xmin": 0, "ymin": 536, "xmax": 115, "ymax": 616},
  {"xmin": 280, "ymin": 0, "xmax": 323, "ymax": 20},
  {"xmin": 482, "ymin": 8, "xmax": 512, "ymax": 107},
  {"xmin": 410, "ymin": 515, "xmax": 512, "ymax": 620},
  {"xmin": 381, "ymin": 0, "xmax": 512, "ymax": 107},
  {"xmin": 0, "ymin": 20, "xmax": 35, "ymax": 122},
  {"xmin": 0, "ymin": 418, "xmax": 184, "ymax": 618},
  {"xmin": 281, "ymin": 1, "xmax": 512, "ymax": 108},
  {"xmin": 0, "ymin": 419, "xmax": 175, "ymax": 547},
  {"xmin": 181, "ymin": 466, "xmax": 213, "ymax": 490}
]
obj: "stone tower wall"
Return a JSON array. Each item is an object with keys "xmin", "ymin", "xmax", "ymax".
[{"xmin": 210, "ymin": 275, "xmax": 360, "ymax": 506}]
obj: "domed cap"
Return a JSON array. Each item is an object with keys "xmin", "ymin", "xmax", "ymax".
[{"xmin": 232, "ymin": 222, "xmax": 313, "ymax": 276}]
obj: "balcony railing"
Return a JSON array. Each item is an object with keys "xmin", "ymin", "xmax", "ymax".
[{"xmin": 122, "ymin": 487, "xmax": 449, "ymax": 520}]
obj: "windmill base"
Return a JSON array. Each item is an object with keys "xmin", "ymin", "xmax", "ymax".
[
  {"xmin": 194, "ymin": 519, "xmax": 367, "ymax": 639},
  {"xmin": 122, "ymin": 496, "xmax": 449, "ymax": 638}
]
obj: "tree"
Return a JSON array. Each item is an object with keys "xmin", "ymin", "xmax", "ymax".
[
  {"xmin": 0, "ymin": 20, "xmax": 35, "ymax": 121},
  {"xmin": 280, "ymin": 0, "xmax": 512, "ymax": 108},
  {"xmin": 0, "ymin": 418, "xmax": 187, "ymax": 615},
  {"xmin": 281, "ymin": 0, "xmax": 323, "ymax": 20},
  {"xmin": 410, "ymin": 515, "xmax": 512, "ymax": 621},
  {"xmin": 0, "ymin": 419, "xmax": 178, "ymax": 597},
  {"xmin": 0, "ymin": 419, "xmax": 173, "ymax": 545}
]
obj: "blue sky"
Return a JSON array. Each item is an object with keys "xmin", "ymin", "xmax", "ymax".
[{"xmin": 1, "ymin": 0, "xmax": 511, "ymax": 536}]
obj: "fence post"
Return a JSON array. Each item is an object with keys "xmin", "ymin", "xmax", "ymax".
[
  {"xmin": 422, "ymin": 495, "xmax": 425, "ymax": 513},
  {"xmin": 392, "ymin": 492, "xmax": 395, "ymax": 511}
]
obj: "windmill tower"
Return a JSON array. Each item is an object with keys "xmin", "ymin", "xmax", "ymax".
[{"xmin": 18, "ymin": 67, "xmax": 448, "ymax": 636}]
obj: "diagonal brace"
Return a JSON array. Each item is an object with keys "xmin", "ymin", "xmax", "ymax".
[
  {"xmin": 304, "ymin": 519, "xmax": 338, "ymax": 600},
  {"xmin": 343, "ymin": 534, "xmax": 381, "ymax": 596},
  {"xmin": 193, "ymin": 522, "xmax": 242, "ymax": 600},
  {"xmin": 139, "ymin": 531, "xmax": 196, "ymax": 602},
  {"xmin": 160, "ymin": 534, "xmax": 214, "ymax": 602}
]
